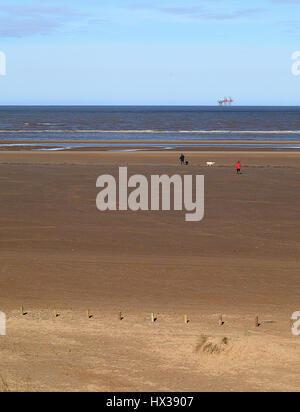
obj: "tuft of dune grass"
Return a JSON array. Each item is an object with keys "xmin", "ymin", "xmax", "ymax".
[
  {"xmin": 195, "ymin": 335, "xmax": 230, "ymax": 355},
  {"xmin": 0, "ymin": 376, "xmax": 10, "ymax": 392}
]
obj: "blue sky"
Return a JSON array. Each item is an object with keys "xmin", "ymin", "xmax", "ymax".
[{"xmin": 0, "ymin": 0, "xmax": 300, "ymax": 105}]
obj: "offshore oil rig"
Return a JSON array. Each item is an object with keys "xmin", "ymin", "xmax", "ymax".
[{"xmin": 218, "ymin": 97, "xmax": 233, "ymax": 106}]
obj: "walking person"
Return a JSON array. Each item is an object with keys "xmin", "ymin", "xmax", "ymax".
[
  {"xmin": 179, "ymin": 153, "xmax": 185, "ymax": 165},
  {"xmin": 236, "ymin": 160, "xmax": 241, "ymax": 174}
]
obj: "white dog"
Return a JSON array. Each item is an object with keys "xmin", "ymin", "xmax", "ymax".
[{"xmin": 206, "ymin": 162, "xmax": 215, "ymax": 167}]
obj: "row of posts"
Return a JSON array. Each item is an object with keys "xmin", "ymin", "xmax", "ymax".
[{"xmin": 19, "ymin": 307, "xmax": 272, "ymax": 328}]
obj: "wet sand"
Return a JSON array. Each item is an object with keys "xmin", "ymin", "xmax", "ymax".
[
  {"xmin": 0, "ymin": 139, "xmax": 300, "ymax": 152},
  {"xmin": 0, "ymin": 150, "xmax": 299, "ymax": 392}
]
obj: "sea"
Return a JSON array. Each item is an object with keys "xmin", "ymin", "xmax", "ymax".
[{"xmin": 1, "ymin": 106, "xmax": 300, "ymax": 150}]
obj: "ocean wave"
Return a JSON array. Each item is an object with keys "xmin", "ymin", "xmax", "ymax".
[
  {"xmin": 1, "ymin": 129, "xmax": 300, "ymax": 134},
  {"xmin": 1, "ymin": 142, "xmax": 300, "ymax": 150}
]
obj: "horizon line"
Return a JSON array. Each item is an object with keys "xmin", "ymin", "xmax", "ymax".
[{"xmin": 0, "ymin": 104, "xmax": 300, "ymax": 108}]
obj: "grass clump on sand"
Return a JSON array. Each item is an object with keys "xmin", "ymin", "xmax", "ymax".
[
  {"xmin": 0, "ymin": 376, "xmax": 10, "ymax": 392},
  {"xmin": 195, "ymin": 335, "xmax": 230, "ymax": 355}
]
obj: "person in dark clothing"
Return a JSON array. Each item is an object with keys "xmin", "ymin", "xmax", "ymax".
[{"xmin": 179, "ymin": 154, "xmax": 185, "ymax": 165}]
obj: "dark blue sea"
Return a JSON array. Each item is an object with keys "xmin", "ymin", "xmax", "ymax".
[{"xmin": 1, "ymin": 106, "xmax": 300, "ymax": 150}]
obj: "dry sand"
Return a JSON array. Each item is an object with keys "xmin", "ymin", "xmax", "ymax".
[{"xmin": 0, "ymin": 150, "xmax": 299, "ymax": 392}]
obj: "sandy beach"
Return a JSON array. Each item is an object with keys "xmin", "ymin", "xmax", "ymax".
[{"xmin": 0, "ymin": 149, "xmax": 299, "ymax": 392}]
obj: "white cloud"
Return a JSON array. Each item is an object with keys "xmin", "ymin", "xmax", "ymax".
[
  {"xmin": 0, "ymin": 3, "xmax": 92, "ymax": 38},
  {"xmin": 128, "ymin": 2, "xmax": 266, "ymax": 21}
]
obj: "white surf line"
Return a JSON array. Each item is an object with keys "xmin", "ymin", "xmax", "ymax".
[
  {"xmin": 108, "ymin": 149, "xmax": 150, "ymax": 152},
  {"xmin": 0, "ymin": 143, "xmax": 37, "ymax": 146},
  {"xmin": 36, "ymin": 147, "xmax": 68, "ymax": 151},
  {"xmin": 1, "ymin": 130, "xmax": 300, "ymax": 134}
]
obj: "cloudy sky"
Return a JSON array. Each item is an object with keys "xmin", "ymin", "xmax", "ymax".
[{"xmin": 0, "ymin": 0, "xmax": 299, "ymax": 105}]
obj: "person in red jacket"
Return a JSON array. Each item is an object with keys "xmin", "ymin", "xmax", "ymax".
[{"xmin": 236, "ymin": 161, "xmax": 241, "ymax": 174}]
